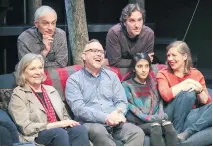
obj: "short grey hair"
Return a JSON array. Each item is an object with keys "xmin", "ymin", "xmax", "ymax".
[
  {"xmin": 83, "ymin": 39, "xmax": 101, "ymax": 52},
  {"xmin": 82, "ymin": 39, "xmax": 102, "ymax": 64},
  {"xmin": 16, "ymin": 53, "xmax": 45, "ymax": 87},
  {"xmin": 34, "ymin": 5, "xmax": 57, "ymax": 21},
  {"xmin": 120, "ymin": 3, "xmax": 146, "ymax": 25}
]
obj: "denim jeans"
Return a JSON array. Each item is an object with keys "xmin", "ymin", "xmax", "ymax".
[
  {"xmin": 183, "ymin": 102, "xmax": 212, "ymax": 134},
  {"xmin": 0, "ymin": 126, "xmax": 13, "ymax": 146},
  {"xmin": 179, "ymin": 102, "xmax": 212, "ymax": 146},
  {"xmin": 164, "ymin": 91, "xmax": 212, "ymax": 145},
  {"xmin": 35, "ymin": 125, "xmax": 90, "ymax": 146},
  {"xmin": 164, "ymin": 91, "xmax": 197, "ymax": 133},
  {"xmin": 180, "ymin": 127, "xmax": 212, "ymax": 146},
  {"xmin": 0, "ymin": 110, "xmax": 19, "ymax": 144}
]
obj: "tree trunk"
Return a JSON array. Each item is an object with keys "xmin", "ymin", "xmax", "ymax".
[
  {"xmin": 28, "ymin": 0, "xmax": 42, "ymax": 24},
  {"xmin": 65, "ymin": 0, "xmax": 89, "ymax": 65},
  {"xmin": 128, "ymin": 0, "xmax": 145, "ymax": 10}
]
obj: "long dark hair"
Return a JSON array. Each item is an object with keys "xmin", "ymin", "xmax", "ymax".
[
  {"xmin": 124, "ymin": 53, "xmax": 157, "ymax": 114},
  {"xmin": 133, "ymin": 53, "xmax": 151, "ymax": 68},
  {"xmin": 123, "ymin": 53, "xmax": 151, "ymax": 81}
]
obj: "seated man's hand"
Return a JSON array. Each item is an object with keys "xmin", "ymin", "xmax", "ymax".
[
  {"xmin": 105, "ymin": 108, "xmax": 126, "ymax": 126},
  {"xmin": 105, "ymin": 117, "xmax": 119, "ymax": 126},
  {"xmin": 42, "ymin": 34, "xmax": 53, "ymax": 56},
  {"xmin": 117, "ymin": 113, "xmax": 126, "ymax": 123}
]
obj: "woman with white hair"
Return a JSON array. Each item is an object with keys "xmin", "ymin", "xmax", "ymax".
[{"xmin": 8, "ymin": 53, "xmax": 90, "ymax": 146}]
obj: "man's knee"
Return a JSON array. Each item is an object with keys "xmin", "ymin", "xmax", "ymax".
[
  {"xmin": 119, "ymin": 123, "xmax": 145, "ymax": 146},
  {"xmin": 84, "ymin": 123, "xmax": 115, "ymax": 146},
  {"xmin": 85, "ymin": 123, "xmax": 109, "ymax": 137},
  {"xmin": 122, "ymin": 123, "xmax": 145, "ymax": 137}
]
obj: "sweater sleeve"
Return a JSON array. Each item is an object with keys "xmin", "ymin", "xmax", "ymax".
[
  {"xmin": 44, "ymin": 31, "xmax": 68, "ymax": 68},
  {"xmin": 106, "ymin": 27, "xmax": 133, "ymax": 68},
  {"xmin": 156, "ymin": 70, "xmax": 174, "ymax": 102},
  {"xmin": 122, "ymin": 82, "xmax": 151, "ymax": 122},
  {"xmin": 128, "ymin": 103, "xmax": 153, "ymax": 122},
  {"xmin": 142, "ymin": 29, "xmax": 154, "ymax": 54},
  {"xmin": 17, "ymin": 38, "xmax": 33, "ymax": 61}
]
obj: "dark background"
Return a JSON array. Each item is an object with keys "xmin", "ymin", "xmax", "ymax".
[{"xmin": 0, "ymin": 0, "xmax": 212, "ymax": 74}]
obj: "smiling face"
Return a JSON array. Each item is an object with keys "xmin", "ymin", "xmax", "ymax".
[
  {"xmin": 24, "ymin": 59, "xmax": 44, "ymax": 88},
  {"xmin": 167, "ymin": 47, "xmax": 187, "ymax": 72},
  {"xmin": 34, "ymin": 11, "xmax": 57, "ymax": 37},
  {"xmin": 124, "ymin": 10, "xmax": 143, "ymax": 37},
  {"xmin": 82, "ymin": 41, "xmax": 105, "ymax": 71},
  {"xmin": 134, "ymin": 59, "xmax": 150, "ymax": 83}
]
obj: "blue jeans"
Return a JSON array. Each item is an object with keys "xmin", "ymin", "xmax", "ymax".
[
  {"xmin": 35, "ymin": 126, "xmax": 90, "ymax": 146},
  {"xmin": 0, "ymin": 126, "xmax": 13, "ymax": 146},
  {"xmin": 183, "ymin": 102, "xmax": 212, "ymax": 134},
  {"xmin": 0, "ymin": 110, "xmax": 19, "ymax": 144},
  {"xmin": 180, "ymin": 127, "xmax": 212, "ymax": 146},
  {"xmin": 164, "ymin": 91, "xmax": 197, "ymax": 133}
]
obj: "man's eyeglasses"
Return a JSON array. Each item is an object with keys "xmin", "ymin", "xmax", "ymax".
[{"xmin": 85, "ymin": 48, "xmax": 105, "ymax": 54}]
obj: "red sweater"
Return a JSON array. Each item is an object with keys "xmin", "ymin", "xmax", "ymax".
[{"xmin": 156, "ymin": 68, "xmax": 211, "ymax": 103}]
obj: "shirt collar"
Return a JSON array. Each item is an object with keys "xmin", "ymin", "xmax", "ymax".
[
  {"xmin": 132, "ymin": 78, "xmax": 147, "ymax": 85},
  {"xmin": 19, "ymin": 84, "xmax": 55, "ymax": 93},
  {"xmin": 83, "ymin": 67, "xmax": 102, "ymax": 78},
  {"xmin": 33, "ymin": 27, "xmax": 42, "ymax": 42},
  {"xmin": 82, "ymin": 67, "xmax": 111, "ymax": 79},
  {"xmin": 18, "ymin": 84, "xmax": 33, "ymax": 93},
  {"xmin": 34, "ymin": 27, "xmax": 56, "ymax": 42}
]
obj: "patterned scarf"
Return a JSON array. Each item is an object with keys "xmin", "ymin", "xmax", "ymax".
[{"xmin": 31, "ymin": 86, "xmax": 57, "ymax": 123}]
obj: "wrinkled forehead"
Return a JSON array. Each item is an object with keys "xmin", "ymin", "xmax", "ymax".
[{"xmin": 84, "ymin": 42, "xmax": 103, "ymax": 52}]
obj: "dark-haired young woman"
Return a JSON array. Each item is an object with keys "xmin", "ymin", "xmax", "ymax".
[{"xmin": 122, "ymin": 53, "xmax": 179, "ymax": 146}]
